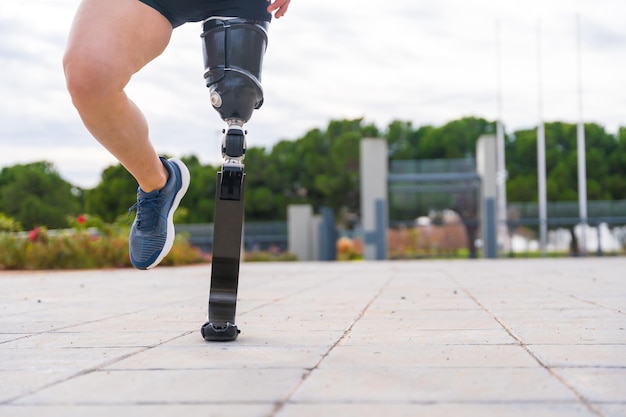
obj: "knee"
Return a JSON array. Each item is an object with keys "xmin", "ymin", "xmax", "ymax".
[{"xmin": 63, "ymin": 48, "xmax": 126, "ymax": 110}]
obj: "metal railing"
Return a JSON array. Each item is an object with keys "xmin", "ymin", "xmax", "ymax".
[
  {"xmin": 390, "ymin": 158, "xmax": 476, "ymax": 174},
  {"xmin": 177, "ymin": 221, "xmax": 288, "ymax": 253},
  {"xmin": 508, "ymin": 200, "xmax": 626, "ymax": 226}
]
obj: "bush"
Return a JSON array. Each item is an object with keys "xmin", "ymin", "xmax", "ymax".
[
  {"xmin": 0, "ymin": 213, "xmax": 22, "ymax": 232},
  {"xmin": 0, "ymin": 212, "xmax": 298, "ymax": 270},
  {"xmin": 0, "ymin": 221, "xmax": 207, "ymax": 270},
  {"xmin": 244, "ymin": 251, "xmax": 298, "ymax": 262},
  {"xmin": 160, "ymin": 235, "xmax": 210, "ymax": 266}
]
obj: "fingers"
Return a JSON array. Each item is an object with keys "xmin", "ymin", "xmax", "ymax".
[{"xmin": 267, "ymin": 0, "xmax": 290, "ymax": 19}]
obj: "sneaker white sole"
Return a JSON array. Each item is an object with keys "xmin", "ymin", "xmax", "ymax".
[{"xmin": 145, "ymin": 158, "xmax": 191, "ymax": 269}]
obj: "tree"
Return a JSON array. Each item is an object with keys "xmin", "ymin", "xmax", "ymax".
[
  {"xmin": 506, "ymin": 122, "xmax": 623, "ymax": 202},
  {"xmin": 386, "ymin": 120, "xmax": 433, "ymax": 160},
  {"xmin": 415, "ymin": 117, "xmax": 495, "ymax": 159},
  {"xmin": 452, "ymin": 182, "xmax": 479, "ymax": 258},
  {"xmin": 505, "ymin": 122, "xmax": 625, "ymax": 255},
  {"xmin": 76, "ymin": 118, "xmax": 626, "ymax": 232},
  {"xmin": 84, "ymin": 163, "xmax": 137, "ymax": 222},
  {"xmin": 179, "ymin": 155, "xmax": 218, "ymax": 223},
  {"xmin": 385, "ymin": 116, "xmax": 493, "ymax": 218},
  {"xmin": 0, "ymin": 161, "xmax": 80, "ymax": 229},
  {"xmin": 302, "ymin": 119, "xmax": 377, "ymax": 216},
  {"xmin": 249, "ymin": 118, "xmax": 378, "ymax": 220},
  {"xmin": 606, "ymin": 127, "xmax": 626, "ymax": 198}
]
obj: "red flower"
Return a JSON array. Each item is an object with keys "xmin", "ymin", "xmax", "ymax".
[
  {"xmin": 77, "ymin": 214, "xmax": 86, "ymax": 225},
  {"xmin": 28, "ymin": 227, "xmax": 40, "ymax": 242}
]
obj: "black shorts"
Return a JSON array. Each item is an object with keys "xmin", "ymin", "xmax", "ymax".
[{"xmin": 139, "ymin": 0, "xmax": 271, "ymax": 28}]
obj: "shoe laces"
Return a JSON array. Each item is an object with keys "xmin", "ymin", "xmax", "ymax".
[{"xmin": 128, "ymin": 193, "xmax": 164, "ymax": 232}]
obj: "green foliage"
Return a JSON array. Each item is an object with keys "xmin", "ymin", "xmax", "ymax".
[
  {"xmin": 244, "ymin": 251, "xmax": 298, "ymax": 262},
  {"xmin": 0, "ymin": 213, "xmax": 22, "ymax": 232},
  {"xmin": 159, "ymin": 234, "xmax": 208, "ymax": 267},
  {"xmin": 243, "ymin": 147, "xmax": 287, "ymax": 220},
  {"xmin": 506, "ymin": 122, "xmax": 625, "ymax": 202},
  {"xmin": 179, "ymin": 155, "xmax": 218, "ymax": 223},
  {"xmin": 0, "ymin": 224, "xmax": 206, "ymax": 270},
  {"xmin": 386, "ymin": 117, "xmax": 495, "ymax": 160},
  {"xmin": 0, "ymin": 161, "xmax": 80, "ymax": 230},
  {"xmin": 84, "ymin": 163, "xmax": 137, "ymax": 222},
  {"xmin": 1, "ymin": 117, "xmax": 624, "ymax": 231},
  {"xmin": 243, "ymin": 118, "xmax": 375, "ymax": 219}
]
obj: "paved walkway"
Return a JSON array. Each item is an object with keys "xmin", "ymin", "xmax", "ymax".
[{"xmin": 0, "ymin": 258, "xmax": 625, "ymax": 417}]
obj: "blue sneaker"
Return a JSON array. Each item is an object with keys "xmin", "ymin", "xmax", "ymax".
[{"xmin": 128, "ymin": 157, "xmax": 190, "ymax": 270}]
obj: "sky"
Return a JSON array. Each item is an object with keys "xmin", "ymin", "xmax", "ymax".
[{"xmin": 1, "ymin": 0, "xmax": 625, "ymax": 188}]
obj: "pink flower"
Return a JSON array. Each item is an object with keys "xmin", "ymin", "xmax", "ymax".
[
  {"xmin": 28, "ymin": 227, "xmax": 40, "ymax": 242},
  {"xmin": 77, "ymin": 214, "xmax": 86, "ymax": 225}
]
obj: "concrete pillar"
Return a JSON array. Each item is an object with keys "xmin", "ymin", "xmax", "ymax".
[
  {"xmin": 310, "ymin": 214, "xmax": 321, "ymax": 261},
  {"xmin": 477, "ymin": 135, "xmax": 498, "ymax": 258},
  {"xmin": 360, "ymin": 138, "xmax": 388, "ymax": 260},
  {"xmin": 318, "ymin": 207, "xmax": 337, "ymax": 261},
  {"xmin": 288, "ymin": 205, "xmax": 315, "ymax": 261}
]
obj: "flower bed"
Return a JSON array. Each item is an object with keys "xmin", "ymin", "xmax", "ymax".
[{"xmin": 0, "ymin": 224, "xmax": 206, "ymax": 270}]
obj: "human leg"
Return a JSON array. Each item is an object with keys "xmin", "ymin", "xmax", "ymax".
[
  {"xmin": 64, "ymin": 0, "xmax": 192, "ymax": 270},
  {"xmin": 63, "ymin": 0, "xmax": 173, "ymax": 192}
]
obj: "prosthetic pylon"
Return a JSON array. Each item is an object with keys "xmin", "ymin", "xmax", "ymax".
[{"xmin": 199, "ymin": 17, "xmax": 268, "ymax": 341}]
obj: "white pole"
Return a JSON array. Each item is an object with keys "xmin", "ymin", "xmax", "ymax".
[
  {"xmin": 576, "ymin": 14, "xmax": 588, "ymax": 256},
  {"xmin": 495, "ymin": 21, "xmax": 509, "ymax": 254},
  {"xmin": 537, "ymin": 19, "xmax": 548, "ymax": 257},
  {"xmin": 537, "ymin": 126, "xmax": 547, "ymax": 256}
]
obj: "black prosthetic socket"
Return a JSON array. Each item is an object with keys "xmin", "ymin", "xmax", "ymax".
[{"xmin": 202, "ymin": 18, "xmax": 268, "ymax": 123}]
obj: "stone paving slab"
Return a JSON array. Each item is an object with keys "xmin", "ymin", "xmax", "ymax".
[{"xmin": 0, "ymin": 258, "xmax": 625, "ymax": 417}]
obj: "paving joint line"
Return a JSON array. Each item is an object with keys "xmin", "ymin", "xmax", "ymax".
[
  {"xmin": 1, "ymin": 330, "xmax": 195, "ymax": 406},
  {"xmin": 0, "ymin": 296, "xmax": 202, "ymax": 346},
  {"xmin": 449, "ymin": 275, "xmax": 606, "ymax": 417},
  {"xmin": 267, "ymin": 274, "xmax": 396, "ymax": 417},
  {"xmin": 238, "ymin": 275, "xmax": 341, "ymax": 317}
]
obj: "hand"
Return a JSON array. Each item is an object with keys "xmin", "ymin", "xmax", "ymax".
[{"xmin": 267, "ymin": 0, "xmax": 290, "ymax": 18}]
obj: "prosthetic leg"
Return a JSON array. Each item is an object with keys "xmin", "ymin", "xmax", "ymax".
[{"xmin": 200, "ymin": 17, "xmax": 268, "ymax": 341}]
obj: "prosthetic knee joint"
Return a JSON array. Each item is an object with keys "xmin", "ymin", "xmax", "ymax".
[{"xmin": 200, "ymin": 18, "xmax": 268, "ymax": 342}]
